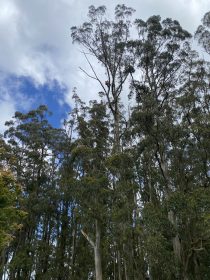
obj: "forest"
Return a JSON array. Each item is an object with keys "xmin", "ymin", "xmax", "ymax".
[{"xmin": 0, "ymin": 5, "xmax": 210, "ymax": 280}]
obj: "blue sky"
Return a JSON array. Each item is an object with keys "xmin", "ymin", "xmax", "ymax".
[
  {"xmin": 0, "ymin": 0, "xmax": 209, "ymax": 132},
  {"xmin": 0, "ymin": 73, "xmax": 70, "ymax": 131},
  {"xmin": 5, "ymin": 75, "xmax": 70, "ymax": 128}
]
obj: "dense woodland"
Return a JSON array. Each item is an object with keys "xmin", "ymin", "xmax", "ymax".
[{"xmin": 1, "ymin": 5, "xmax": 210, "ymax": 280}]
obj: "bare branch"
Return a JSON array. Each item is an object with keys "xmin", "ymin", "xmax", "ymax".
[
  {"xmin": 83, "ymin": 52, "xmax": 107, "ymax": 92},
  {"xmin": 81, "ymin": 229, "xmax": 95, "ymax": 248},
  {"xmin": 79, "ymin": 67, "xmax": 98, "ymax": 80}
]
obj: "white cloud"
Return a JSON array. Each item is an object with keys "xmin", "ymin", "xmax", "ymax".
[
  {"xmin": 0, "ymin": 74, "xmax": 34, "ymax": 133},
  {"xmin": 0, "ymin": 89, "xmax": 33, "ymax": 133},
  {"xmin": 0, "ymin": 95, "xmax": 16, "ymax": 133},
  {"xmin": 0, "ymin": 0, "xmax": 209, "ymax": 131}
]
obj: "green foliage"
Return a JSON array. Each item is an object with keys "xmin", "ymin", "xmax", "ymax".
[
  {"xmin": 1, "ymin": 6, "xmax": 210, "ymax": 280},
  {"xmin": 195, "ymin": 11, "xmax": 210, "ymax": 55},
  {"xmin": 0, "ymin": 169, "xmax": 26, "ymax": 249}
]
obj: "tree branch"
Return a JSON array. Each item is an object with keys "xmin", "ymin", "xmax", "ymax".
[
  {"xmin": 81, "ymin": 229, "xmax": 95, "ymax": 248},
  {"xmin": 79, "ymin": 67, "xmax": 97, "ymax": 80}
]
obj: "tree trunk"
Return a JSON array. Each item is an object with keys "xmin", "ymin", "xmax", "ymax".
[
  {"xmin": 168, "ymin": 210, "xmax": 181, "ymax": 261},
  {"xmin": 81, "ymin": 219, "xmax": 103, "ymax": 280},
  {"xmin": 94, "ymin": 220, "xmax": 103, "ymax": 280},
  {"xmin": 113, "ymin": 105, "xmax": 121, "ymax": 153},
  {"xmin": 158, "ymin": 151, "xmax": 182, "ymax": 263},
  {"xmin": 117, "ymin": 250, "xmax": 122, "ymax": 280},
  {"xmin": 70, "ymin": 223, "xmax": 77, "ymax": 277},
  {"xmin": 0, "ymin": 249, "xmax": 6, "ymax": 280}
]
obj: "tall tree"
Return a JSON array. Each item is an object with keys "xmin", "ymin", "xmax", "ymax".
[
  {"xmin": 71, "ymin": 5, "xmax": 135, "ymax": 151},
  {"xmin": 3, "ymin": 106, "xmax": 65, "ymax": 279},
  {"xmin": 0, "ymin": 137, "xmax": 27, "ymax": 278},
  {"xmin": 195, "ymin": 11, "xmax": 210, "ymax": 55},
  {"xmin": 1, "ymin": 6, "xmax": 210, "ymax": 280}
]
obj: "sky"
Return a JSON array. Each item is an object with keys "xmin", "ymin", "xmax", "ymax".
[{"xmin": 0, "ymin": 0, "xmax": 209, "ymax": 132}]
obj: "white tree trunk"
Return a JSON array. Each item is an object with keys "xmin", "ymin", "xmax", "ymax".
[
  {"xmin": 94, "ymin": 220, "xmax": 103, "ymax": 280},
  {"xmin": 81, "ymin": 219, "xmax": 103, "ymax": 280}
]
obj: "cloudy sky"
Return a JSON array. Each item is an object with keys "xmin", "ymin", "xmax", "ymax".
[{"xmin": 0, "ymin": 0, "xmax": 209, "ymax": 132}]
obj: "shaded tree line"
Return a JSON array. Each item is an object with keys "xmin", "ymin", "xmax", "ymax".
[{"xmin": 0, "ymin": 5, "xmax": 210, "ymax": 280}]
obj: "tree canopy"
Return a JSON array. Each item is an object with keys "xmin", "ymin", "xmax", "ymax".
[{"xmin": 1, "ymin": 5, "xmax": 210, "ymax": 280}]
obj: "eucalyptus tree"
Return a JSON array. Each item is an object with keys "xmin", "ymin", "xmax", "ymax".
[
  {"xmin": 1, "ymin": 6, "xmax": 210, "ymax": 280},
  {"xmin": 129, "ymin": 13, "xmax": 187, "ymax": 277},
  {"xmin": 71, "ymin": 6, "xmax": 137, "ymax": 278},
  {"xmin": 0, "ymin": 137, "xmax": 27, "ymax": 279},
  {"xmin": 3, "ymin": 106, "xmax": 65, "ymax": 279},
  {"xmin": 195, "ymin": 11, "xmax": 210, "ymax": 55},
  {"xmin": 71, "ymin": 4, "xmax": 135, "ymax": 151},
  {"xmin": 173, "ymin": 49, "xmax": 210, "ymax": 279},
  {"xmin": 70, "ymin": 96, "xmax": 110, "ymax": 280},
  {"xmin": 130, "ymin": 14, "xmax": 210, "ymax": 279}
]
